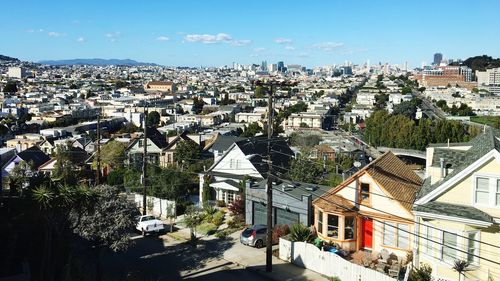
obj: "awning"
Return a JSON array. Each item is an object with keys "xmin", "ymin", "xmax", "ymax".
[{"xmin": 210, "ymin": 180, "xmax": 240, "ymax": 192}]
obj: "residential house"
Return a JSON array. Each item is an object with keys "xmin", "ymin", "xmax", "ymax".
[
  {"xmin": 199, "ymin": 137, "xmax": 294, "ymax": 205},
  {"xmin": 313, "ymin": 152, "xmax": 422, "ymax": 259},
  {"xmin": 413, "ymin": 129, "xmax": 500, "ymax": 281},
  {"xmin": 161, "ymin": 131, "xmax": 204, "ymax": 167},
  {"xmin": 126, "ymin": 128, "xmax": 168, "ymax": 168},
  {"xmin": 246, "ymin": 178, "xmax": 329, "ymax": 227},
  {"xmin": 4, "ymin": 146, "xmax": 50, "ymax": 178}
]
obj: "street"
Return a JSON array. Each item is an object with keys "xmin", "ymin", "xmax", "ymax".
[{"xmin": 100, "ymin": 232, "xmax": 269, "ymax": 281}]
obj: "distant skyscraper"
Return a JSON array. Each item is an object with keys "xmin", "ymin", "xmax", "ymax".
[
  {"xmin": 261, "ymin": 60, "xmax": 267, "ymax": 71},
  {"xmin": 433, "ymin": 53, "xmax": 443, "ymax": 65},
  {"xmin": 277, "ymin": 61, "xmax": 284, "ymax": 72}
]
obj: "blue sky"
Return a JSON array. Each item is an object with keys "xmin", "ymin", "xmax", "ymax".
[{"xmin": 1, "ymin": 0, "xmax": 499, "ymax": 67}]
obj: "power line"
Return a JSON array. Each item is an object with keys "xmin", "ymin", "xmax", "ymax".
[{"xmin": 283, "ymin": 177, "xmax": 500, "ymax": 267}]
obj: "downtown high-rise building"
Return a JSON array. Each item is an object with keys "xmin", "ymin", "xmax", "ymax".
[{"xmin": 433, "ymin": 53, "xmax": 443, "ymax": 65}]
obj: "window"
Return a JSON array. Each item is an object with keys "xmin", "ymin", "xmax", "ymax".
[
  {"xmin": 317, "ymin": 211, "xmax": 323, "ymax": 234},
  {"xmin": 361, "ymin": 183, "xmax": 370, "ymax": 202},
  {"xmin": 383, "ymin": 222, "xmax": 410, "ymax": 249},
  {"xmin": 467, "ymin": 231, "xmax": 480, "ymax": 265},
  {"xmin": 138, "ymin": 140, "xmax": 143, "ymax": 147},
  {"xmin": 475, "ymin": 177, "xmax": 489, "ymax": 204},
  {"xmin": 397, "ymin": 224, "xmax": 410, "ymax": 249},
  {"xmin": 496, "ymin": 180, "xmax": 500, "ymax": 206},
  {"xmin": 442, "ymin": 231, "xmax": 458, "ymax": 262},
  {"xmin": 383, "ymin": 222, "xmax": 396, "ymax": 247},
  {"xmin": 344, "ymin": 217, "xmax": 355, "ymax": 240},
  {"xmin": 227, "ymin": 192, "xmax": 235, "ymax": 203},
  {"xmin": 327, "ymin": 214, "xmax": 339, "ymax": 238},
  {"xmin": 422, "ymin": 225, "xmax": 432, "ymax": 255},
  {"xmin": 229, "ymin": 159, "xmax": 240, "ymax": 169}
]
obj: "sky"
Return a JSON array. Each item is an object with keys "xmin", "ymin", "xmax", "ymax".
[{"xmin": 1, "ymin": 0, "xmax": 499, "ymax": 68}]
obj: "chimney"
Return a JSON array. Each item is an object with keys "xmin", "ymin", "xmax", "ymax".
[{"xmin": 440, "ymin": 158, "xmax": 446, "ymax": 179}]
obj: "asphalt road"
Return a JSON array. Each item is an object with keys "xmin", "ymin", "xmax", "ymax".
[{"xmin": 100, "ymin": 233, "xmax": 269, "ymax": 281}]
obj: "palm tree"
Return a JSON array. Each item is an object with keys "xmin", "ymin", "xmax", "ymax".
[{"xmin": 452, "ymin": 259, "xmax": 470, "ymax": 281}]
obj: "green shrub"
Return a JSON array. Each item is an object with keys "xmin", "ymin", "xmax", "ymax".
[
  {"xmin": 212, "ymin": 210, "xmax": 226, "ymax": 226},
  {"xmin": 216, "ymin": 200, "xmax": 226, "ymax": 207},
  {"xmin": 314, "ymin": 237, "xmax": 323, "ymax": 249},
  {"xmin": 215, "ymin": 229, "xmax": 229, "ymax": 239},
  {"xmin": 408, "ymin": 263, "xmax": 433, "ymax": 281},
  {"xmin": 289, "ymin": 223, "xmax": 314, "ymax": 243},
  {"xmin": 331, "ymin": 277, "xmax": 341, "ymax": 281}
]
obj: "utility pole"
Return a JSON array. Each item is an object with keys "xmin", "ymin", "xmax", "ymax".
[
  {"xmin": 95, "ymin": 109, "xmax": 101, "ymax": 186},
  {"xmin": 265, "ymin": 83, "xmax": 273, "ymax": 273},
  {"xmin": 142, "ymin": 103, "xmax": 148, "ymax": 215}
]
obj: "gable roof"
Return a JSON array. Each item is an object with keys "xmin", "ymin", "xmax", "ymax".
[
  {"xmin": 207, "ymin": 136, "xmax": 294, "ymax": 178},
  {"xmin": 17, "ymin": 146, "xmax": 51, "ymax": 169},
  {"xmin": 314, "ymin": 151, "xmax": 422, "ymax": 212},
  {"xmin": 211, "ymin": 135, "xmax": 246, "ymax": 152},
  {"xmin": 417, "ymin": 128, "xmax": 500, "ymax": 202},
  {"xmin": 235, "ymin": 137, "xmax": 294, "ymax": 176}
]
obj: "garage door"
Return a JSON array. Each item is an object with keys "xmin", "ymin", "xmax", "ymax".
[
  {"xmin": 275, "ymin": 207, "xmax": 299, "ymax": 227},
  {"xmin": 253, "ymin": 201, "xmax": 267, "ymax": 225}
]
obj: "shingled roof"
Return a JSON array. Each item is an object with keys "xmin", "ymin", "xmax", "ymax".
[
  {"xmin": 314, "ymin": 151, "xmax": 423, "ymax": 213},
  {"xmin": 418, "ymin": 128, "xmax": 500, "ymax": 199}
]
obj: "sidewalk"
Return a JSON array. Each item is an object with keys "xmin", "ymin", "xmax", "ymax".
[
  {"xmin": 223, "ymin": 232, "xmax": 329, "ymax": 281},
  {"xmin": 166, "ymin": 221, "xmax": 328, "ymax": 281}
]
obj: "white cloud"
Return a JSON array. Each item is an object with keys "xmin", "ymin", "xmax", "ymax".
[
  {"xmin": 105, "ymin": 32, "xmax": 121, "ymax": 42},
  {"xmin": 184, "ymin": 33, "xmax": 233, "ymax": 44},
  {"xmin": 232, "ymin": 39, "xmax": 252, "ymax": 46},
  {"xmin": 25, "ymin": 29, "xmax": 35, "ymax": 33},
  {"xmin": 274, "ymin": 37, "xmax": 292, "ymax": 44},
  {"xmin": 76, "ymin": 37, "xmax": 85, "ymax": 43},
  {"xmin": 48, "ymin": 31, "xmax": 63, "ymax": 37},
  {"xmin": 312, "ymin": 42, "xmax": 344, "ymax": 52},
  {"xmin": 298, "ymin": 52, "xmax": 310, "ymax": 58},
  {"xmin": 285, "ymin": 46, "xmax": 296, "ymax": 50},
  {"xmin": 156, "ymin": 36, "xmax": 170, "ymax": 41},
  {"xmin": 253, "ymin": 47, "xmax": 266, "ymax": 52}
]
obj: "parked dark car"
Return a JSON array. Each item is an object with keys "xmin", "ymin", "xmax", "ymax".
[{"xmin": 240, "ymin": 224, "xmax": 267, "ymax": 248}]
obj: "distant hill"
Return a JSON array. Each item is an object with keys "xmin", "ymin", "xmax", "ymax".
[
  {"xmin": 0, "ymin": 54, "xmax": 20, "ymax": 62},
  {"xmin": 38, "ymin": 58, "xmax": 158, "ymax": 66},
  {"xmin": 451, "ymin": 55, "xmax": 500, "ymax": 72}
]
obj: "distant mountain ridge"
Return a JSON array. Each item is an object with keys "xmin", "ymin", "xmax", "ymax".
[
  {"xmin": 39, "ymin": 58, "xmax": 158, "ymax": 66},
  {"xmin": 450, "ymin": 55, "xmax": 500, "ymax": 72},
  {"xmin": 0, "ymin": 54, "xmax": 20, "ymax": 62}
]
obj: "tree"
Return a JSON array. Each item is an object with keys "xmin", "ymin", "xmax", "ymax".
[
  {"xmin": 288, "ymin": 156, "xmax": 323, "ymax": 184},
  {"xmin": 115, "ymin": 80, "xmax": 129, "ymax": 89},
  {"xmin": 299, "ymin": 122, "xmax": 309, "ymax": 128},
  {"xmin": 53, "ymin": 144, "xmax": 80, "ymax": 185},
  {"xmin": 393, "ymin": 101, "xmax": 417, "ymax": 119},
  {"xmin": 202, "ymin": 175, "xmax": 213, "ymax": 203},
  {"xmin": 119, "ymin": 122, "xmax": 139, "ymax": 133},
  {"xmin": 240, "ymin": 122, "xmax": 262, "ymax": 137},
  {"xmin": 72, "ymin": 185, "xmax": 138, "ymax": 281},
  {"xmin": 3, "ymin": 81, "xmax": 18, "ymax": 93},
  {"xmin": 99, "ymin": 140, "xmax": 126, "ymax": 169},
  {"xmin": 401, "ymin": 86, "xmax": 412, "ymax": 95},
  {"xmin": 254, "ymin": 85, "xmax": 267, "ymax": 98},
  {"xmin": 183, "ymin": 205, "xmax": 202, "ymax": 242},
  {"xmin": 147, "ymin": 111, "xmax": 161, "ymax": 128},
  {"xmin": 32, "ymin": 184, "xmax": 95, "ymax": 281},
  {"xmin": 173, "ymin": 139, "xmax": 201, "ymax": 167}
]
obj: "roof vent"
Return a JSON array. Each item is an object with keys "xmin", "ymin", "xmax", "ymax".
[{"xmin": 305, "ymin": 186, "xmax": 317, "ymax": 191}]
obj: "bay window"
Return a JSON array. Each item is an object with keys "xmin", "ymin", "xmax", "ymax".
[{"xmin": 327, "ymin": 214, "xmax": 339, "ymax": 238}]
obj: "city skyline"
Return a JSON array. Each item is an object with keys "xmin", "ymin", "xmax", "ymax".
[{"xmin": 1, "ymin": 0, "xmax": 500, "ymax": 67}]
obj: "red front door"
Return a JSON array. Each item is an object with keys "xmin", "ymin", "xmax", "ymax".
[{"xmin": 362, "ymin": 218, "xmax": 373, "ymax": 249}]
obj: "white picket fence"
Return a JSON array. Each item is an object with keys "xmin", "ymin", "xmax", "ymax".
[
  {"xmin": 279, "ymin": 238, "xmax": 397, "ymax": 281},
  {"xmin": 132, "ymin": 194, "xmax": 175, "ymax": 219}
]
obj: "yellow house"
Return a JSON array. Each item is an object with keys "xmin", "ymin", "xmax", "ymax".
[
  {"xmin": 313, "ymin": 152, "xmax": 422, "ymax": 260},
  {"xmin": 414, "ymin": 129, "xmax": 500, "ymax": 281}
]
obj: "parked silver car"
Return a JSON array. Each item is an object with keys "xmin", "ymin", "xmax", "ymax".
[{"xmin": 240, "ymin": 224, "xmax": 267, "ymax": 248}]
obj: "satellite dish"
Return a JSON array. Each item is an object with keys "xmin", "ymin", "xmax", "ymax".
[{"xmin": 354, "ymin": 161, "xmax": 362, "ymax": 168}]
